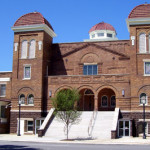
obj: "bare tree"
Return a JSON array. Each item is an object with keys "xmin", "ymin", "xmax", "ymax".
[{"xmin": 52, "ymin": 89, "xmax": 81, "ymax": 140}]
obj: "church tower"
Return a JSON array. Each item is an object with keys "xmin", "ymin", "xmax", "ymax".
[
  {"xmin": 10, "ymin": 12, "xmax": 56, "ymax": 134},
  {"xmin": 126, "ymin": 4, "xmax": 150, "ymax": 113}
]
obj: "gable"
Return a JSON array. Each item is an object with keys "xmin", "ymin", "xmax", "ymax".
[{"xmin": 52, "ymin": 41, "xmax": 130, "ymax": 61}]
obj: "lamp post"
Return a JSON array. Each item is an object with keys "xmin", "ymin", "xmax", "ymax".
[
  {"xmin": 17, "ymin": 100, "xmax": 21, "ymax": 136},
  {"xmin": 141, "ymin": 98, "xmax": 146, "ymax": 139}
]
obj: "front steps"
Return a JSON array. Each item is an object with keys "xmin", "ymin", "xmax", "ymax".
[
  {"xmin": 45, "ymin": 112, "xmax": 92, "ymax": 140},
  {"xmin": 92, "ymin": 111, "xmax": 114, "ymax": 139},
  {"xmin": 44, "ymin": 111, "xmax": 116, "ymax": 140}
]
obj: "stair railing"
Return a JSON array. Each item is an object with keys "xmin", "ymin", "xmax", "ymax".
[
  {"xmin": 88, "ymin": 110, "xmax": 97, "ymax": 137},
  {"xmin": 111, "ymin": 108, "xmax": 120, "ymax": 139},
  {"xmin": 38, "ymin": 108, "xmax": 55, "ymax": 137}
]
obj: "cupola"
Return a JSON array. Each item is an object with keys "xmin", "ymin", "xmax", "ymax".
[{"xmin": 84, "ymin": 22, "xmax": 118, "ymax": 42}]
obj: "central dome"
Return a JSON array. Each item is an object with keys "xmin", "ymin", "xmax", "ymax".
[
  {"xmin": 89, "ymin": 22, "xmax": 116, "ymax": 33},
  {"xmin": 84, "ymin": 22, "xmax": 118, "ymax": 42}
]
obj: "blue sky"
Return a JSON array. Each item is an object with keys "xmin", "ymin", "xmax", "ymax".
[{"xmin": 0, "ymin": 0, "xmax": 148, "ymax": 71}]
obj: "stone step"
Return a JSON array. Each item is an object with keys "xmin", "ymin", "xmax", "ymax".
[
  {"xmin": 45, "ymin": 112, "xmax": 92, "ymax": 139},
  {"xmin": 45, "ymin": 111, "xmax": 115, "ymax": 140},
  {"xmin": 91, "ymin": 112, "xmax": 114, "ymax": 139}
]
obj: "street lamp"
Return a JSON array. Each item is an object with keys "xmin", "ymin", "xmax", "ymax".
[
  {"xmin": 17, "ymin": 100, "xmax": 21, "ymax": 136},
  {"xmin": 141, "ymin": 98, "xmax": 146, "ymax": 139}
]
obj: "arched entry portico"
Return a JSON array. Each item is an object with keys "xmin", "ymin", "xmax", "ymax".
[
  {"xmin": 98, "ymin": 88, "xmax": 116, "ymax": 111},
  {"xmin": 78, "ymin": 89, "xmax": 94, "ymax": 111}
]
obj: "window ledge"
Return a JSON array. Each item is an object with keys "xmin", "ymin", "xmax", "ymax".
[
  {"xmin": 139, "ymin": 105, "xmax": 150, "ymax": 107},
  {"xmin": 143, "ymin": 74, "xmax": 150, "ymax": 76},
  {"xmin": 0, "ymin": 96, "xmax": 6, "ymax": 97},
  {"xmin": 137, "ymin": 53, "xmax": 150, "ymax": 55},
  {"xmin": 20, "ymin": 58, "xmax": 28, "ymax": 59},
  {"xmin": 17, "ymin": 104, "xmax": 34, "ymax": 106},
  {"xmin": 28, "ymin": 58, "xmax": 36, "ymax": 60},
  {"xmin": 20, "ymin": 58, "xmax": 36, "ymax": 60},
  {"xmin": 22, "ymin": 78, "xmax": 31, "ymax": 80},
  {"xmin": 28, "ymin": 104, "xmax": 34, "ymax": 106}
]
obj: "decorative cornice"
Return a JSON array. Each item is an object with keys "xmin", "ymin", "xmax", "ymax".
[
  {"xmin": 0, "ymin": 71, "xmax": 12, "ymax": 73},
  {"xmin": 126, "ymin": 17, "xmax": 150, "ymax": 32},
  {"xmin": 0, "ymin": 78, "xmax": 10, "ymax": 82},
  {"xmin": 11, "ymin": 24, "xmax": 57, "ymax": 38}
]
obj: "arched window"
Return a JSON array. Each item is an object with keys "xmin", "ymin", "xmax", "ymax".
[
  {"xmin": 29, "ymin": 40, "xmax": 36, "ymax": 58},
  {"xmin": 101, "ymin": 96, "xmax": 108, "ymax": 107},
  {"xmin": 84, "ymin": 89, "xmax": 94, "ymax": 95},
  {"xmin": 111, "ymin": 95, "xmax": 116, "ymax": 107},
  {"xmin": 27, "ymin": 94, "xmax": 34, "ymax": 104},
  {"xmin": 140, "ymin": 93, "xmax": 147, "ymax": 105},
  {"xmin": 21, "ymin": 40, "xmax": 27, "ymax": 58},
  {"xmin": 139, "ymin": 33, "xmax": 146, "ymax": 53},
  {"xmin": 19, "ymin": 94, "xmax": 25, "ymax": 104}
]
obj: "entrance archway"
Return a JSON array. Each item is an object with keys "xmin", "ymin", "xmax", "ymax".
[
  {"xmin": 98, "ymin": 88, "xmax": 116, "ymax": 111},
  {"xmin": 78, "ymin": 89, "xmax": 94, "ymax": 111}
]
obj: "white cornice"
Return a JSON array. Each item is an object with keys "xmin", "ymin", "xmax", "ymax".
[
  {"xmin": 84, "ymin": 38, "xmax": 118, "ymax": 42},
  {"xmin": 0, "ymin": 71, "xmax": 12, "ymax": 73},
  {"xmin": 11, "ymin": 24, "xmax": 57, "ymax": 38},
  {"xmin": 0, "ymin": 78, "xmax": 10, "ymax": 82},
  {"xmin": 11, "ymin": 110, "xmax": 42, "ymax": 112},
  {"xmin": 126, "ymin": 17, "xmax": 150, "ymax": 32}
]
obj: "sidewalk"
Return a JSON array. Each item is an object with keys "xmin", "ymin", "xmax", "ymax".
[{"xmin": 0, "ymin": 134, "xmax": 150, "ymax": 145}]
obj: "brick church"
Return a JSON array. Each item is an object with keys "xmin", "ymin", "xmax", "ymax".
[{"xmin": 0, "ymin": 3, "xmax": 150, "ymax": 138}]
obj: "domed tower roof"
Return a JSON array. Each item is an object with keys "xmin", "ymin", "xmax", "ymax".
[
  {"xmin": 12, "ymin": 12, "xmax": 56, "ymax": 38},
  {"xmin": 89, "ymin": 22, "xmax": 116, "ymax": 33},
  {"xmin": 14, "ymin": 12, "xmax": 53, "ymax": 30},
  {"xmin": 126, "ymin": 4, "xmax": 150, "ymax": 32},
  {"xmin": 84, "ymin": 22, "xmax": 118, "ymax": 42},
  {"xmin": 128, "ymin": 4, "xmax": 150, "ymax": 18}
]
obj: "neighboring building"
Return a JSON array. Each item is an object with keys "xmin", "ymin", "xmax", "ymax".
[
  {"xmin": 1, "ymin": 4, "xmax": 150, "ymax": 138},
  {"xmin": 0, "ymin": 72, "xmax": 11, "ymax": 133}
]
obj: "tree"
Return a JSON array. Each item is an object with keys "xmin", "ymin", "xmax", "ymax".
[{"xmin": 52, "ymin": 88, "xmax": 81, "ymax": 140}]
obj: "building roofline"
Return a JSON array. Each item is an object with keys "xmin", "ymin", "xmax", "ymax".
[
  {"xmin": 11, "ymin": 24, "xmax": 57, "ymax": 38},
  {"xmin": 53, "ymin": 39, "xmax": 130, "ymax": 45},
  {"xmin": 0, "ymin": 71, "xmax": 12, "ymax": 73},
  {"xmin": 126, "ymin": 17, "xmax": 150, "ymax": 32}
]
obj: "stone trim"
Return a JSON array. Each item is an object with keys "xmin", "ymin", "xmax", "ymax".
[{"xmin": 11, "ymin": 110, "xmax": 42, "ymax": 112}]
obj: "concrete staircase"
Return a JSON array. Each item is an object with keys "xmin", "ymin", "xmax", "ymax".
[
  {"xmin": 92, "ymin": 111, "xmax": 114, "ymax": 139},
  {"xmin": 45, "ymin": 112, "xmax": 92, "ymax": 140},
  {"xmin": 44, "ymin": 111, "xmax": 115, "ymax": 140}
]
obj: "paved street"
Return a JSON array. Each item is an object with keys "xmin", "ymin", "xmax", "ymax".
[{"xmin": 0, "ymin": 141, "xmax": 150, "ymax": 150}]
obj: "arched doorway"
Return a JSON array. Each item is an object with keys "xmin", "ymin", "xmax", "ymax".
[
  {"xmin": 78, "ymin": 89, "xmax": 94, "ymax": 111},
  {"xmin": 98, "ymin": 88, "xmax": 116, "ymax": 111}
]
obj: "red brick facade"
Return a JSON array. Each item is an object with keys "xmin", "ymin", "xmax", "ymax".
[{"xmin": 1, "ymin": 4, "xmax": 150, "ymax": 138}]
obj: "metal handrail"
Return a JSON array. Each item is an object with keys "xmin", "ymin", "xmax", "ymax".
[{"xmin": 88, "ymin": 110, "xmax": 97, "ymax": 137}]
